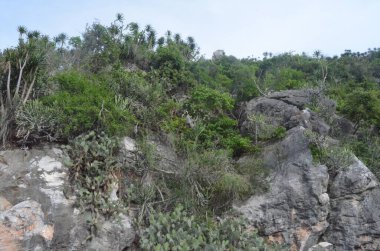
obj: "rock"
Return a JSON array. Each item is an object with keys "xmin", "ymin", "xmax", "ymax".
[
  {"xmin": 0, "ymin": 200, "xmax": 54, "ymax": 250},
  {"xmin": 0, "ymin": 197, "xmax": 12, "ymax": 211},
  {"xmin": 240, "ymin": 89, "xmax": 332, "ymax": 136},
  {"xmin": 0, "ymin": 146, "xmax": 135, "ymax": 250},
  {"xmin": 148, "ymin": 135, "xmax": 182, "ymax": 173},
  {"xmin": 237, "ymin": 90, "xmax": 380, "ymax": 250},
  {"xmin": 235, "ymin": 127, "xmax": 330, "ymax": 251},
  {"xmin": 331, "ymin": 115, "xmax": 355, "ymax": 137},
  {"xmin": 87, "ymin": 214, "xmax": 135, "ymax": 251},
  {"xmin": 212, "ymin": 50, "xmax": 225, "ymax": 60},
  {"xmin": 123, "ymin": 137, "xmax": 137, "ymax": 152},
  {"xmin": 267, "ymin": 89, "xmax": 335, "ymax": 111},
  {"xmin": 309, "ymin": 242, "xmax": 333, "ymax": 251},
  {"xmin": 318, "ymin": 193, "xmax": 330, "ymax": 206},
  {"xmin": 267, "ymin": 89, "xmax": 316, "ymax": 108},
  {"xmin": 323, "ymin": 157, "xmax": 380, "ymax": 250}
]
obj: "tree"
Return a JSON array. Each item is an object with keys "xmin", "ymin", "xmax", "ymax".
[
  {"xmin": 343, "ymin": 89, "xmax": 380, "ymax": 133},
  {"xmin": 0, "ymin": 29, "xmax": 49, "ymax": 146}
]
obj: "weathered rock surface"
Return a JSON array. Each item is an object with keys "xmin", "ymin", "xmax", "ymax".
[
  {"xmin": 241, "ymin": 89, "xmax": 331, "ymax": 136},
  {"xmin": 324, "ymin": 157, "xmax": 380, "ymax": 250},
  {"xmin": 309, "ymin": 242, "xmax": 333, "ymax": 251},
  {"xmin": 0, "ymin": 144, "xmax": 135, "ymax": 250},
  {"xmin": 237, "ymin": 90, "xmax": 380, "ymax": 250},
  {"xmin": 235, "ymin": 127, "xmax": 330, "ymax": 251}
]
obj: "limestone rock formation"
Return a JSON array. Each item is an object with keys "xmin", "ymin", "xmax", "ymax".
[
  {"xmin": 236, "ymin": 89, "xmax": 380, "ymax": 251},
  {"xmin": 324, "ymin": 157, "xmax": 380, "ymax": 250},
  {"xmin": 0, "ymin": 145, "xmax": 135, "ymax": 250},
  {"xmin": 235, "ymin": 127, "xmax": 330, "ymax": 251}
]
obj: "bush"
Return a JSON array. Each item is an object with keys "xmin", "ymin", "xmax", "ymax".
[
  {"xmin": 140, "ymin": 205, "xmax": 283, "ymax": 251},
  {"xmin": 162, "ymin": 148, "xmax": 255, "ymax": 213},
  {"xmin": 41, "ymin": 71, "xmax": 135, "ymax": 138},
  {"xmin": 247, "ymin": 114, "xmax": 287, "ymax": 143},
  {"xmin": 15, "ymin": 100, "xmax": 62, "ymax": 144},
  {"xmin": 186, "ymin": 85, "xmax": 234, "ymax": 118},
  {"xmin": 305, "ymin": 130, "xmax": 354, "ymax": 173}
]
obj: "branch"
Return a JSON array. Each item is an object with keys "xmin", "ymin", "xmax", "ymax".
[
  {"xmin": 6, "ymin": 62, "xmax": 11, "ymax": 103},
  {"xmin": 14, "ymin": 52, "xmax": 29, "ymax": 99},
  {"xmin": 0, "ymin": 95, "xmax": 4, "ymax": 114},
  {"xmin": 253, "ymin": 78, "xmax": 268, "ymax": 97},
  {"xmin": 22, "ymin": 67, "xmax": 38, "ymax": 104}
]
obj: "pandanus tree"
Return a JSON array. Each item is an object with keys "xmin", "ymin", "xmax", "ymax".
[{"xmin": 0, "ymin": 29, "xmax": 48, "ymax": 146}]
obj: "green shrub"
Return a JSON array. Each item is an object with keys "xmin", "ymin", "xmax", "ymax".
[
  {"xmin": 305, "ymin": 130, "xmax": 354, "ymax": 173},
  {"xmin": 41, "ymin": 71, "xmax": 135, "ymax": 138},
  {"xmin": 140, "ymin": 205, "xmax": 284, "ymax": 250},
  {"xmin": 247, "ymin": 114, "xmax": 287, "ymax": 143},
  {"xmin": 235, "ymin": 156, "xmax": 269, "ymax": 194},
  {"xmin": 213, "ymin": 172, "xmax": 251, "ymax": 200},
  {"xmin": 185, "ymin": 85, "xmax": 234, "ymax": 118},
  {"xmin": 163, "ymin": 149, "xmax": 255, "ymax": 212},
  {"xmin": 15, "ymin": 100, "xmax": 62, "ymax": 144},
  {"xmin": 180, "ymin": 115, "xmax": 253, "ymax": 156}
]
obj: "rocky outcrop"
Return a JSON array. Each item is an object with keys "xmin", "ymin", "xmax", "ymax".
[
  {"xmin": 241, "ymin": 89, "xmax": 331, "ymax": 136},
  {"xmin": 236, "ymin": 89, "xmax": 380, "ymax": 250},
  {"xmin": 0, "ymin": 145, "xmax": 135, "ymax": 250},
  {"xmin": 324, "ymin": 157, "xmax": 380, "ymax": 250},
  {"xmin": 235, "ymin": 127, "xmax": 330, "ymax": 251}
]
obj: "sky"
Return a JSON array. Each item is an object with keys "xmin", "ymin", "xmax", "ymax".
[{"xmin": 0, "ymin": 0, "xmax": 379, "ymax": 58}]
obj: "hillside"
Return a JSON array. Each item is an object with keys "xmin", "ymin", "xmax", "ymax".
[{"xmin": 0, "ymin": 15, "xmax": 380, "ymax": 250}]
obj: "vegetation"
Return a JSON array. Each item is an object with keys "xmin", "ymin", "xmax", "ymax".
[
  {"xmin": 1, "ymin": 13, "xmax": 380, "ymax": 249},
  {"xmin": 140, "ymin": 205, "xmax": 284, "ymax": 250}
]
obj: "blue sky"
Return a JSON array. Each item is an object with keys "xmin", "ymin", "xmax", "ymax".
[{"xmin": 0, "ymin": 0, "xmax": 379, "ymax": 58}]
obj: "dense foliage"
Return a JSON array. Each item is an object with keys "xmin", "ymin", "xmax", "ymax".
[{"xmin": 1, "ymin": 13, "xmax": 379, "ymax": 248}]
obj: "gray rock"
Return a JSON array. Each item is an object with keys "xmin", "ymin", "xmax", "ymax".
[
  {"xmin": 212, "ymin": 50, "xmax": 225, "ymax": 60},
  {"xmin": 309, "ymin": 242, "xmax": 333, "ymax": 251},
  {"xmin": 240, "ymin": 89, "xmax": 332, "ymax": 136},
  {"xmin": 267, "ymin": 89, "xmax": 317, "ymax": 108},
  {"xmin": 331, "ymin": 114, "xmax": 355, "ymax": 137},
  {"xmin": 267, "ymin": 89, "xmax": 335, "ymax": 111},
  {"xmin": 0, "ymin": 200, "xmax": 54, "ymax": 250},
  {"xmin": 323, "ymin": 157, "xmax": 380, "ymax": 251},
  {"xmin": 235, "ymin": 127, "xmax": 330, "ymax": 251},
  {"xmin": 148, "ymin": 135, "xmax": 183, "ymax": 174},
  {"xmin": 237, "ymin": 89, "xmax": 380, "ymax": 250},
  {"xmin": 88, "ymin": 214, "xmax": 135, "ymax": 251},
  {"xmin": 0, "ymin": 146, "xmax": 135, "ymax": 250}
]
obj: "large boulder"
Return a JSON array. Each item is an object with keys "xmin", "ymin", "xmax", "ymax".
[
  {"xmin": 235, "ymin": 127, "xmax": 330, "ymax": 251},
  {"xmin": 236, "ymin": 90, "xmax": 380, "ymax": 250},
  {"xmin": 323, "ymin": 157, "xmax": 380, "ymax": 250},
  {"xmin": 0, "ymin": 145, "xmax": 135, "ymax": 250},
  {"xmin": 240, "ymin": 89, "xmax": 331, "ymax": 136}
]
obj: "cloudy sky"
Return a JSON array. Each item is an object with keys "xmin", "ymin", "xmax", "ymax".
[{"xmin": 0, "ymin": 0, "xmax": 379, "ymax": 58}]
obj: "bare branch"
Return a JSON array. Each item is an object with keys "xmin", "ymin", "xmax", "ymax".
[
  {"xmin": 6, "ymin": 62, "xmax": 11, "ymax": 103},
  {"xmin": 22, "ymin": 67, "xmax": 38, "ymax": 104},
  {"xmin": 14, "ymin": 52, "xmax": 29, "ymax": 99}
]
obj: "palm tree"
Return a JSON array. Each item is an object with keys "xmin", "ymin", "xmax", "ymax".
[
  {"xmin": 31, "ymin": 30, "xmax": 40, "ymax": 38},
  {"xmin": 128, "ymin": 22, "xmax": 139, "ymax": 38},
  {"xmin": 116, "ymin": 13, "xmax": 124, "ymax": 23},
  {"xmin": 165, "ymin": 30, "xmax": 172, "ymax": 43},
  {"xmin": 174, "ymin": 33, "xmax": 181, "ymax": 44},
  {"xmin": 145, "ymin": 25, "xmax": 156, "ymax": 48},
  {"xmin": 187, "ymin": 36, "xmax": 196, "ymax": 51},
  {"xmin": 54, "ymin": 33, "xmax": 67, "ymax": 51},
  {"xmin": 17, "ymin": 26, "xmax": 27, "ymax": 39},
  {"xmin": 313, "ymin": 50, "xmax": 321, "ymax": 59},
  {"xmin": 157, "ymin": 37, "xmax": 165, "ymax": 47}
]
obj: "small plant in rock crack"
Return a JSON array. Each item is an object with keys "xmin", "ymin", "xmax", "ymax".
[
  {"xmin": 63, "ymin": 131, "xmax": 126, "ymax": 239},
  {"xmin": 304, "ymin": 129, "xmax": 354, "ymax": 174}
]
